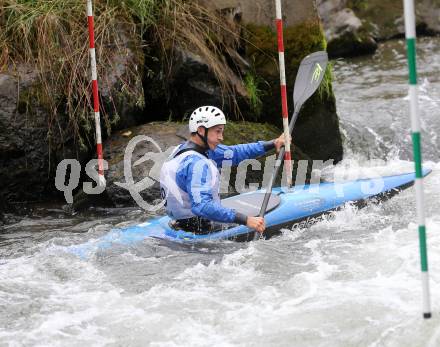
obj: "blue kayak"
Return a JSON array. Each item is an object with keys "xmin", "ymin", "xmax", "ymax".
[{"xmin": 68, "ymin": 169, "xmax": 430, "ymax": 257}]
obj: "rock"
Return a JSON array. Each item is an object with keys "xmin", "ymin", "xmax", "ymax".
[
  {"xmin": 244, "ymin": 18, "xmax": 343, "ymax": 162},
  {"xmin": 340, "ymin": 1, "xmax": 405, "ymax": 40},
  {"xmin": 0, "ymin": 30, "xmax": 145, "ymax": 207},
  {"xmin": 0, "ymin": 67, "xmax": 71, "ymax": 204},
  {"xmin": 101, "ymin": 122, "xmax": 185, "ymax": 207},
  {"xmin": 99, "ymin": 31, "xmax": 146, "ymax": 130},
  {"xmin": 326, "ymin": 29, "xmax": 378, "ymax": 58},
  {"xmin": 142, "ymin": 21, "xmax": 248, "ymax": 121},
  {"xmin": 165, "ymin": 48, "xmax": 247, "ymax": 118},
  {"xmin": 317, "ymin": 0, "xmax": 378, "ymax": 58},
  {"xmin": 317, "ymin": 0, "xmax": 346, "ymax": 18},
  {"xmin": 328, "ymin": 0, "xmax": 440, "ymax": 45},
  {"xmin": 323, "ymin": 7, "xmax": 362, "ymax": 38},
  {"xmin": 416, "ymin": 0, "xmax": 440, "ymax": 35},
  {"xmin": 202, "ymin": 0, "xmax": 317, "ymax": 27},
  {"xmin": 293, "ymin": 87, "xmax": 342, "ymax": 163}
]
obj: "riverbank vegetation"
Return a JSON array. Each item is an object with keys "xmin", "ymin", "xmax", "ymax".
[{"xmin": 0, "ymin": 0, "xmax": 244, "ymax": 147}]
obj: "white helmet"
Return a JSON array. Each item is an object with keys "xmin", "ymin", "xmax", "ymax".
[{"xmin": 189, "ymin": 106, "xmax": 226, "ymax": 133}]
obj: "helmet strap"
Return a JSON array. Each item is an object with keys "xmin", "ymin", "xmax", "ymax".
[{"xmin": 196, "ymin": 127, "xmax": 209, "ymax": 149}]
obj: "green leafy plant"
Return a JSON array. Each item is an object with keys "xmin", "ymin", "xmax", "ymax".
[{"xmin": 244, "ymin": 72, "xmax": 264, "ymax": 117}]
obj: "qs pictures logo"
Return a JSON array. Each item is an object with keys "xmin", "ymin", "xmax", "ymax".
[
  {"xmin": 55, "ymin": 135, "xmax": 175, "ymax": 212},
  {"xmin": 114, "ymin": 135, "xmax": 173, "ymax": 212}
]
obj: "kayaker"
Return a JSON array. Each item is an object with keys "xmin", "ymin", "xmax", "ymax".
[{"xmin": 160, "ymin": 106, "xmax": 286, "ymax": 234}]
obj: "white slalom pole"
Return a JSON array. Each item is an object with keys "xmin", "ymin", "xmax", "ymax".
[
  {"xmin": 403, "ymin": 0, "xmax": 431, "ymax": 319},
  {"xmin": 87, "ymin": 0, "xmax": 105, "ymax": 187},
  {"xmin": 274, "ymin": 0, "xmax": 292, "ymax": 188}
]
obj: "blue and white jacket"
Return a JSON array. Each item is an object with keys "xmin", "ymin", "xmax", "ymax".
[{"xmin": 160, "ymin": 140, "xmax": 274, "ymax": 224}]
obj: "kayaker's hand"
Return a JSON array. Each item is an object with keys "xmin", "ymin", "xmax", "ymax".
[
  {"xmin": 274, "ymin": 133, "xmax": 291, "ymax": 153},
  {"xmin": 247, "ymin": 216, "xmax": 265, "ymax": 233}
]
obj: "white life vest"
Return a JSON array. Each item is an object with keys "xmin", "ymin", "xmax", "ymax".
[{"xmin": 160, "ymin": 148, "xmax": 220, "ymax": 220}]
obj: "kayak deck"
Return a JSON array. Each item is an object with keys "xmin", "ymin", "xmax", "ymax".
[{"xmin": 67, "ymin": 169, "xmax": 430, "ymax": 257}]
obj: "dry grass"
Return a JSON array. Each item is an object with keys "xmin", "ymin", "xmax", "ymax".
[
  {"xmin": 152, "ymin": 0, "xmax": 247, "ymax": 116},
  {"xmin": 0, "ymin": 0, "xmax": 249, "ymax": 151},
  {"xmin": 0, "ymin": 0, "xmax": 148, "ymax": 150}
]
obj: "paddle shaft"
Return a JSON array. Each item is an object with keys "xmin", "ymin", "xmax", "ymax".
[
  {"xmin": 251, "ymin": 51, "xmax": 328, "ymax": 239},
  {"xmin": 258, "ymin": 107, "xmax": 300, "ymax": 218}
]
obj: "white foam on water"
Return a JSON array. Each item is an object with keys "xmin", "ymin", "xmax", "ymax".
[
  {"xmin": 2, "ymin": 168, "xmax": 440, "ymax": 346},
  {"xmin": 3, "ymin": 168, "xmax": 440, "ymax": 346},
  {"xmin": 3, "ymin": 37, "xmax": 440, "ymax": 347}
]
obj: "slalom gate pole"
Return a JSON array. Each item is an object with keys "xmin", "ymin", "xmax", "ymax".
[
  {"xmin": 403, "ymin": 0, "xmax": 431, "ymax": 319},
  {"xmin": 275, "ymin": 0, "xmax": 292, "ymax": 188},
  {"xmin": 87, "ymin": 0, "xmax": 105, "ymax": 186}
]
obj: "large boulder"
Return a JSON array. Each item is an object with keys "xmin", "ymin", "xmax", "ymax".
[
  {"xmin": 418, "ymin": 0, "xmax": 440, "ymax": 34},
  {"xmin": 243, "ymin": 14, "xmax": 343, "ymax": 162},
  {"xmin": 103, "ymin": 123, "xmax": 184, "ymax": 207},
  {"xmin": 143, "ymin": 46, "xmax": 249, "ymax": 122},
  {"xmin": 0, "ymin": 35, "xmax": 144, "ymax": 209},
  {"xmin": 98, "ymin": 32, "xmax": 145, "ymax": 130},
  {"xmin": 203, "ymin": 0, "xmax": 317, "ymax": 26},
  {"xmin": 0, "ymin": 67, "xmax": 75, "ymax": 206},
  {"xmin": 318, "ymin": 0, "xmax": 440, "ymax": 55},
  {"xmin": 317, "ymin": 0, "xmax": 377, "ymax": 58}
]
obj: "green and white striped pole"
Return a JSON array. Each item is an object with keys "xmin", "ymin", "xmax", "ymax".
[{"xmin": 403, "ymin": 0, "xmax": 431, "ymax": 319}]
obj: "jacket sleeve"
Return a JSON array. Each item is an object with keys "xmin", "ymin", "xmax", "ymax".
[
  {"xmin": 181, "ymin": 156, "xmax": 247, "ymax": 224},
  {"xmin": 208, "ymin": 141, "xmax": 275, "ymax": 168}
]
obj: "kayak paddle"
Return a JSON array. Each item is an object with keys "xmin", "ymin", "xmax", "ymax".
[{"xmin": 255, "ymin": 51, "xmax": 329, "ymax": 239}]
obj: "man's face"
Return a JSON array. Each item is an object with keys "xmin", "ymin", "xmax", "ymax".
[{"xmin": 199, "ymin": 125, "xmax": 224, "ymax": 150}]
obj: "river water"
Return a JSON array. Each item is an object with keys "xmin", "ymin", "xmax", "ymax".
[{"xmin": 1, "ymin": 38, "xmax": 440, "ymax": 346}]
